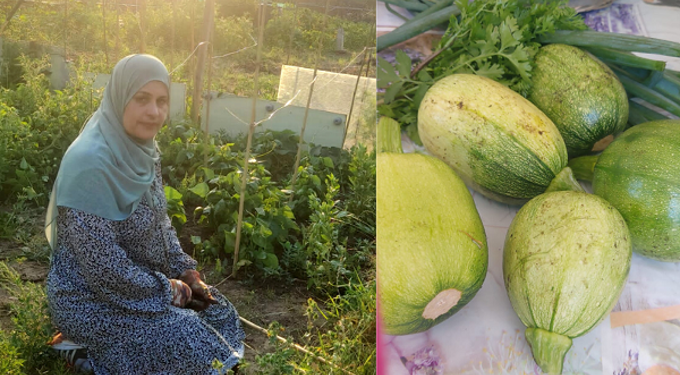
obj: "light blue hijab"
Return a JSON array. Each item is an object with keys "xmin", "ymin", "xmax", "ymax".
[{"xmin": 45, "ymin": 54, "xmax": 170, "ymax": 250}]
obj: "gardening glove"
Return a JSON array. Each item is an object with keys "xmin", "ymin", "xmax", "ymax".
[
  {"xmin": 169, "ymin": 279, "xmax": 192, "ymax": 308},
  {"xmin": 179, "ymin": 269, "xmax": 219, "ymax": 308}
]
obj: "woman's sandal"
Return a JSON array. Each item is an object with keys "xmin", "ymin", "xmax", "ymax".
[{"xmin": 47, "ymin": 332, "xmax": 94, "ymax": 374}]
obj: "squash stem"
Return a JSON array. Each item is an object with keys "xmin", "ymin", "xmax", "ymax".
[
  {"xmin": 546, "ymin": 167, "xmax": 584, "ymax": 193},
  {"xmin": 525, "ymin": 327, "xmax": 572, "ymax": 375},
  {"xmin": 378, "ymin": 117, "xmax": 404, "ymax": 154},
  {"xmin": 568, "ymin": 155, "xmax": 600, "ymax": 182}
]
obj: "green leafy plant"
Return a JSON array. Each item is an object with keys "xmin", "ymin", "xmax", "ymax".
[
  {"xmin": 378, "ymin": 0, "xmax": 588, "ymax": 128},
  {"xmin": 303, "ymin": 275, "xmax": 376, "ymax": 374},
  {"xmin": 0, "ymin": 55, "xmax": 97, "ymax": 206},
  {"xmin": 0, "ymin": 331, "xmax": 24, "ymax": 375},
  {"xmin": 164, "ymin": 185, "xmax": 188, "ymax": 232},
  {"xmin": 0, "ymin": 262, "xmax": 70, "ymax": 375}
]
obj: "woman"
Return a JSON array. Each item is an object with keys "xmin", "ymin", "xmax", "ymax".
[{"xmin": 45, "ymin": 54, "xmax": 245, "ymax": 374}]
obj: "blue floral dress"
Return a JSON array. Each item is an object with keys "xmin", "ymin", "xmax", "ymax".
[{"xmin": 46, "ymin": 160, "xmax": 245, "ymax": 375}]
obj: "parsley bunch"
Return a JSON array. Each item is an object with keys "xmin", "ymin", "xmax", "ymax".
[{"xmin": 377, "ymin": 0, "xmax": 587, "ymax": 131}]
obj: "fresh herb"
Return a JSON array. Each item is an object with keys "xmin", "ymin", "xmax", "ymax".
[{"xmin": 377, "ymin": 0, "xmax": 587, "ymax": 130}]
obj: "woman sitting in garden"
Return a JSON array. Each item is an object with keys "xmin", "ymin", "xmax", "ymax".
[{"xmin": 44, "ymin": 54, "xmax": 245, "ymax": 374}]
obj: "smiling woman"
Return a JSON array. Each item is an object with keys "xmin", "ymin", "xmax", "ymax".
[
  {"xmin": 43, "ymin": 54, "xmax": 246, "ymax": 375},
  {"xmin": 122, "ymin": 80, "xmax": 170, "ymax": 142}
]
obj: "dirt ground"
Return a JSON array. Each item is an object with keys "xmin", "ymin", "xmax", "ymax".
[{"xmin": 0, "ymin": 213, "xmax": 318, "ymax": 367}]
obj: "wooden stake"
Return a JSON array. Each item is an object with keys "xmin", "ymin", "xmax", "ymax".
[
  {"xmin": 285, "ymin": 0, "xmax": 298, "ymax": 66},
  {"xmin": 288, "ymin": 0, "xmax": 331, "ymax": 203},
  {"xmin": 114, "ymin": 0, "xmax": 120, "ymax": 61},
  {"xmin": 0, "ymin": 0, "xmax": 26, "ymax": 36},
  {"xmin": 190, "ymin": 0, "xmax": 215, "ymax": 124},
  {"xmin": 238, "ymin": 316, "xmax": 357, "ymax": 375},
  {"xmin": 342, "ymin": 47, "xmax": 367, "ymax": 148},
  {"xmin": 203, "ymin": 29, "xmax": 214, "ymax": 167},
  {"xmin": 355, "ymin": 48, "xmax": 373, "ymax": 145},
  {"xmin": 170, "ymin": 0, "xmax": 176, "ymax": 72},
  {"xmin": 102, "ymin": 0, "xmax": 109, "ymax": 65},
  {"xmin": 64, "ymin": 0, "xmax": 68, "ymax": 60},
  {"xmin": 138, "ymin": 0, "xmax": 146, "ymax": 53},
  {"xmin": 232, "ymin": 1, "xmax": 266, "ymax": 278}
]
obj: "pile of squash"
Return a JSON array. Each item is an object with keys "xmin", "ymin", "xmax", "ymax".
[{"xmin": 377, "ymin": 44, "xmax": 680, "ymax": 374}]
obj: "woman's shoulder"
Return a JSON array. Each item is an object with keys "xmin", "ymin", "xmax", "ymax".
[{"xmin": 61, "ymin": 137, "xmax": 114, "ymax": 172}]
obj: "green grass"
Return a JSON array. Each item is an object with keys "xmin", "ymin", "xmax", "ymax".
[
  {"xmin": 0, "ymin": 259, "xmax": 375, "ymax": 375},
  {"xmin": 0, "ymin": 262, "xmax": 70, "ymax": 375}
]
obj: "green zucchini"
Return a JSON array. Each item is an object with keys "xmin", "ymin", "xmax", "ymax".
[
  {"xmin": 527, "ymin": 44, "xmax": 629, "ymax": 157},
  {"xmin": 504, "ymin": 191, "xmax": 632, "ymax": 374},
  {"xmin": 418, "ymin": 74, "xmax": 583, "ymax": 205},
  {"xmin": 569, "ymin": 119, "xmax": 680, "ymax": 262},
  {"xmin": 377, "ymin": 117, "xmax": 488, "ymax": 335}
]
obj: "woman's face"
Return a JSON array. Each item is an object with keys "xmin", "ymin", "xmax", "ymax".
[{"xmin": 122, "ymin": 80, "xmax": 169, "ymax": 142}]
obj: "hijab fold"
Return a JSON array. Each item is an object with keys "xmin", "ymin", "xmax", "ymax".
[{"xmin": 45, "ymin": 54, "xmax": 170, "ymax": 250}]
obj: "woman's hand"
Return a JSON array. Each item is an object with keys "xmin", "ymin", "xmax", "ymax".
[
  {"xmin": 179, "ymin": 270, "xmax": 219, "ymax": 311},
  {"xmin": 169, "ymin": 279, "xmax": 192, "ymax": 307}
]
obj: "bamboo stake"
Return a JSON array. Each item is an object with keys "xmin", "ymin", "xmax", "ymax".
[
  {"xmin": 342, "ymin": 47, "xmax": 367, "ymax": 148},
  {"xmin": 354, "ymin": 48, "xmax": 373, "ymax": 146},
  {"xmin": 190, "ymin": 0, "xmax": 195, "ymax": 60},
  {"xmin": 114, "ymin": 0, "xmax": 120, "ymax": 60},
  {"xmin": 64, "ymin": 0, "xmax": 67, "ymax": 60},
  {"xmin": 285, "ymin": 0, "xmax": 298, "ymax": 66},
  {"xmin": 191, "ymin": 0, "xmax": 215, "ymax": 124},
  {"xmin": 203, "ymin": 28, "xmax": 214, "ymax": 167},
  {"xmin": 138, "ymin": 0, "xmax": 146, "ymax": 53},
  {"xmin": 232, "ymin": 1, "xmax": 266, "ymax": 278},
  {"xmin": 102, "ymin": 0, "xmax": 109, "ymax": 65},
  {"xmin": 238, "ymin": 316, "xmax": 357, "ymax": 375},
  {"xmin": 288, "ymin": 0, "xmax": 331, "ymax": 203},
  {"xmin": 365, "ymin": 24, "xmax": 374, "ymax": 79},
  {"xmin": 0, "ymin": 0, "xmax": 26, "ymax": 36},
  {"xmin": 170, "ymin": 0, "xmax": 175, "ymax": 72}
]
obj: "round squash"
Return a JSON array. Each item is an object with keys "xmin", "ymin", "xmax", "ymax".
[
  {"xmin": 378, "ymin": 118, "xmax": 488, "ymax": 336},
  {"xmin": 503, "ymin": 191, "xmax": 631, "ymax": 374},
  {"xmin": 591, "ymin": 119, "xmax": 680, "ymax": 261},
  {"xmin": 418, "ymin": 74, "xmax": 580, "ymax": 205},
  {"xmin": 527, "ymin": 44, "xmax": 629, "ymax": 157}
]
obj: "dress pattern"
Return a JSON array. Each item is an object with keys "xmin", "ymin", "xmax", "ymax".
[{"xmin": 46, "ymin": 160, "xmax": 245, "ymax": 374}]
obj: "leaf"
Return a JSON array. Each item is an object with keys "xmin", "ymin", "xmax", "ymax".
[
  {"xmin": 417, "ymin": 70, "xmax": 433, "ymax": 82},
  {"xmin": 19, "ymin": 158, "xmax": 28, "ymax": 170},
  {"xmin": 499, "ymin": 18, "xmax": 522, "ymax": 51},
  {"xmin": 262, "ymin": 253, "xmax": 279, "ymax": 269},
  {"xmin": 235, "ymin": 259, "xmax": 252, "ymax": 270},
  {"xmin": 190, "ymin": 235, "xmax": 202, "ymax": 245},
  {"xmin": 383, "ymin": 81, "xmax": 404, "ymax": 105},
  {"xmin": 377, "ymin": 57, "xmax": 399, "ymax": 88},
  {"xmin": 258, "ymin": 224, "xmax": 273, "ymax": 237},
  {"xmin": 164, "ymin": 186, "xmax": 183, "ymax": 201},
  {"xmin": 322, "ymin": 157, "xmax": 334, "ymax": 169},
  {"xmin": 189, "ymin": 182, "xmax": 210, "ymax": 199},
  {"xmin": 395, "ymin": 50, "xmax": 412, "ymax": 78},
  {"xmin": 200, "ymin": 167, "xmax": 215, "ymax": 180},
  {"xmin": 475, "ymin": 61, "xmax": 505, "ymax": 81},
  {"xmin": 223, "ymin": 230, "xmax": 236, "ymax": 253},
  {"xmin": 508, "ymin": 46, "xmax": 533, "ymax": 80},
  {"xmin": 282, "ymin": 205, "xmax": 295, "ymax": 219},
  {"xmin": 412, "ymin": 83, "xmax": 432, "ymax": 109},
  {"xmin": 171, "ymin": 213, "xmax": 187, "ymax": 225}
]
